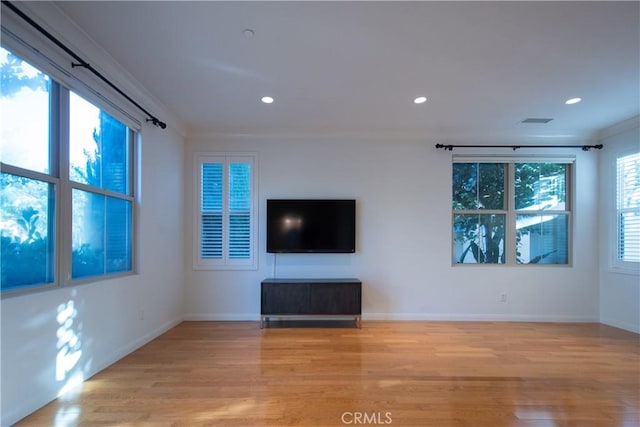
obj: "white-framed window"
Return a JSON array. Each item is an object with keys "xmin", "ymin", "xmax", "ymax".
[
  {"xmin": 1, "ymin": 46, "xmax": 137, "ymax": 295},
  {"xmin": 69, "ymin": 92, "xmax": 135, "ymax": 280},
  {"xmin": 452, "ymin": 156, "xmax": 572, "ymax": 265},
  {"xmin": 613, "ymin": 151, "xmax": 640, "ymax": 272},
  {"xmin": 194, "ymin": 153, "xmax": 257, "ymax": 270}
]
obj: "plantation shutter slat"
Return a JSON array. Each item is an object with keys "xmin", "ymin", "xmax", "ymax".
[
  {"xmin": 228, "ymin": 163, "xmax": 251, "ymax": 259},
  {"xmin": 201, "ymin": 163, "xmax": 223, "ymax": 259},
  {"xmin": 617, "ymin": 153, "xmax": 640, "ymax": 263}
]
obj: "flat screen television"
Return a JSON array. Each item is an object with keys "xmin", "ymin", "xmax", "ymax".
[{"xmin": 266, "ymin": 199, "xmax": 356, "ymax": 253}]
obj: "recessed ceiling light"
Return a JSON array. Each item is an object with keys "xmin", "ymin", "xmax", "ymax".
[
  {"xmin": 414, "ymin": 96, "xmax": 427, "ymax": 104},
  {"xmin": 565, "ymin": 97, "xmax": 582, "ymax": 105},
  {"xmin": 242, "ymin": 29, "xmax": 255, "ymax": 39},
  {"xmin": 261, "ymin": 96, "xmax": 274, "ymax": 104}
]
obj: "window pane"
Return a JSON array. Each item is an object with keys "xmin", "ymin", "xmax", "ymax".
[
  {"xmin": 202, "ymin": 163, "xmax": 222, "ymax": 210},
  {"xmin": 617, "ymin": 153, "xmax": 640, "ymax": 262},
  {"xmin": 516, "ymin": 214, "xmax": 568, "ymax": 264},
  {"xmin": 72, "ymin": 190, "xmax": 133, "ymax": 277},
  {"xmin": 453, "ymin": 214, "xmax": 505, "ymax": 264},
  {"xmin": 72, "ymin": 189, "xmax": 105, "ymax": 278},
  {"xmin": 618, "ymin": 211, "xmax": 640, "ymax": 262},
  {"xmin": 0, "ymin": 47, "xmax": 51, "ymax": 173},
  {"xmin": 617, "ymin": 153, "xmax": 640, "ymax": 210},
  {"xmin": 201, "ymin": 213, "xmax": 222, "ymax": 259},
  {"xmin": 453, "ymin": 163, "xmax": 504, "ymax": 210},
  {"xmin": 1, "ymin": 173, "xmax": 54, "ymax": 290},
  {"xmin": 106, "ymin": 197, "xmax": 132, "ymax": 273},
  {"xmin": 201, "ymin": 163, "xmax": 222, "ymax": 259},
  {"xmin": 70, "ymin": 92, "xmax": 130, "ymax": 195},
  {"xmin": 229, "ymin": 213, "xmax": 250, "ymax": 259},
  {"xmin": 515, "ymin": 163, "xmax": 566, "ymax": 211},
  {"xmin": 229, "ymin": 163, "xmax": 251, "ymax": 259}
]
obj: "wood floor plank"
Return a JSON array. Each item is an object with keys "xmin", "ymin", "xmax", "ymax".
[{"xmin": 16, "ymin": 321, "xmax": 640, "ymax": 426}]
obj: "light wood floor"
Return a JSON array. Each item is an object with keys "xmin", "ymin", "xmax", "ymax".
[{"xmin": 17, "ymin": 321, "xmax": 640, "ymax": 426}]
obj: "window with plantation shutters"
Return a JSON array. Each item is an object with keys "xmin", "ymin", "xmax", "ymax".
[
  {"xmin": 616, "ymin": 152, "xmax": 640, "ymax": 264},
  {"xmin": 195, "ymin": 153, "xmax": 257, "ymax": 270}
]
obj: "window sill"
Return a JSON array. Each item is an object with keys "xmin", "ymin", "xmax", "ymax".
[{"xmin": 609, "ymin": 265, "xmax": 640, "ymax": 276}]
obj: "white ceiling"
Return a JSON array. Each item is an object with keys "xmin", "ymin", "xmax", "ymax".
[{"xmin": 55, "ymin": 1, "xmax": 639, "ymax": 142}]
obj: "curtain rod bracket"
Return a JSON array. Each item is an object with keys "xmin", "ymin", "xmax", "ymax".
[
  {"xmin": 146, "ymin": 118, "xmax": 167, "ymax": 129},
  {"xmin": 71, "ymin": 62, "xmax": 90, "ymax": 69}
]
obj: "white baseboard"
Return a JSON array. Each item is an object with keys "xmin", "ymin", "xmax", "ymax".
[
  {"xmin": 362, "ymin": 313, "xmax": 599, "ymax": 322},
  {"xmin": 600, "ymin": 317, "xmax": 640, "ymax": 334},
  {"xmin": 183, "ymin": 313, "xmax": 261, "ymax": 321},
  {"xmin": 182, "ymin": 312, "xmax": 599, "ymax": 323},
  {"xmin": 97, "ymin": 316, "xmax": 184, "ymax": 373},
  {"xmin": 2, "ymin": 389, "xmax": 55, "ymax": 427}
]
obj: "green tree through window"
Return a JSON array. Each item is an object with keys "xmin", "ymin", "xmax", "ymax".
[{"xmin": 452, "ymin": 161, "xmax": 570, "ymax": 265}]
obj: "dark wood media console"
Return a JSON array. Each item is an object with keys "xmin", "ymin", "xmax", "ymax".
[{"xmin": 261, "ymin": 278, "xmax": 362, "ymax": 328}]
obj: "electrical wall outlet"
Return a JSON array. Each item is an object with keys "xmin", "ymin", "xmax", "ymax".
[{"xmin": 500, "ymin": 293, "xmax": 507, "ymax": 303}]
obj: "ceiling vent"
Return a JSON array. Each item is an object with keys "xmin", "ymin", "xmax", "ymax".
[{"xmin": 521, "ymin": 118, "xmax": 553, "ymax": 124}]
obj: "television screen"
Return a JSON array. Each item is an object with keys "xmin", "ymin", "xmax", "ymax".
[{"xmin": 266, "ymin": 199, "xmax": 356, "ymax": 253}]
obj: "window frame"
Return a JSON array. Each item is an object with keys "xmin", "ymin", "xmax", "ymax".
[
  {"xmin": 610, "ymin": 149, "xmax": 640, "ymax": 275},
  {"xmin": 451, "ymin": 155, "xmax": 574, "ymax": 266},
  {"xmin": 193, "ymin": 152, "xmax": 258, "ymax": 271},
  {"xmin": 1, "ymin": 44, "xmax": 139, "ymax": 297}
]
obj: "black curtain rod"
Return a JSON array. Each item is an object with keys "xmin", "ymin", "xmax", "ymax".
[
  {"xmin": 2, "ymin": 0, "xmax": 166, "ymax": 129},
  {"xmin": 435, "ymin": 143, "xmax": 603, "ymax": 152}
]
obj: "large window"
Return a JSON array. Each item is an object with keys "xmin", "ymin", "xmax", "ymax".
[
  {"xmin": 615, "ymin": 152, "xmax": 640, "ymax": 265},
  {"xmin": 1, "ymin": 46, "xmax": 136, "ymax": 294},
  {"xmin": 452, "ymin": 159, "xmax": 571, "ymax": 265},
  {"xmin": 194, "ymin": 153, "xmax": 257, "ymax": 270}
]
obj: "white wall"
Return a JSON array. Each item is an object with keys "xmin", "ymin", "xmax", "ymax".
[
  {"xmin": 0, "ymin": 4, "xmax": 186, "ymax": 426},
  {"xmin": 1, "ymin": 124, "xmax": 185, "ymax": 427},
  {"xmin": 0, "ymin": 124, "xmax": 185, "ymax": 427},
  {"xmin": 184, "ymin": 134, "xmax": 600, "ymax": 323},
  {"xmin": 598, "ymin": 117, "xmax": 640, "ymax": 333}
]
